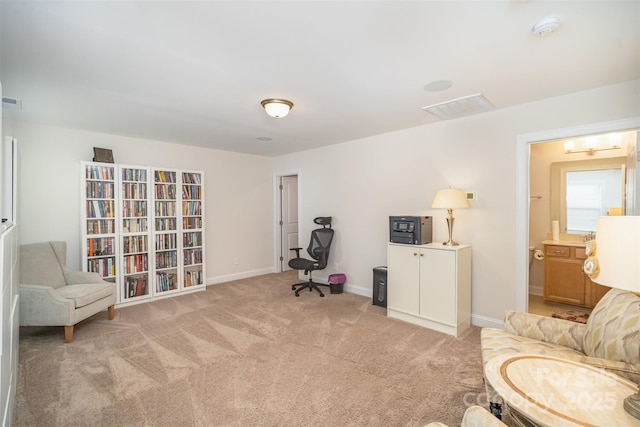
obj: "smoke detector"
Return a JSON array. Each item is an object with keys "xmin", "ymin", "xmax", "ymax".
[{"xmin": 532, "ymin": 16, "xmax": 561, "ymax": 36}]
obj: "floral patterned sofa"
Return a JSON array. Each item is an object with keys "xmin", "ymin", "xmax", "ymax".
[{"xmin": 480, "ymin": 288, "xmax": 640, "ymax": 419}]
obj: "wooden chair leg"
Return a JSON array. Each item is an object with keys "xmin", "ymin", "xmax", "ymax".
[
  {"xmin": 107, "ymin": 305, "xmax": 115, "ymax": 320},
  {"xmin": 64, "ymin": 325, "xmax": 74, "ymax": 343}
]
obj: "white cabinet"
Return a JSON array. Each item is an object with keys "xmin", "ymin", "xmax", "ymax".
[{"xmin": 387, "ymin": 243, "xmax": 471, "ymax": 337}]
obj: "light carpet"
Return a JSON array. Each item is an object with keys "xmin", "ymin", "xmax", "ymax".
[{"xmin": 14, "ymin": 271, "xmax": 487, "ymax": 426}]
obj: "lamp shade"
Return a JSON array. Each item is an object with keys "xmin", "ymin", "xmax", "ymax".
[
  {"xmin": 261, "ymin": 99, "xmax": 293, "ymax": 118},
  {"xmin": 589, "ymin": 216, "xmax": 640, "ymax": 292},
  {"xmin": 431, "ymin": 188, "xmax": 469, "ymax": 209}
]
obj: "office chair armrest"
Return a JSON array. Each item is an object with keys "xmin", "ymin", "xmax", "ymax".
[{"xmin": 290, "ymin": 247, "xmax": 302, "ymax": 257}]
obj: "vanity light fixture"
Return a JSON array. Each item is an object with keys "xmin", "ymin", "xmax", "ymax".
[
  {"xmin": 261, "ymin": 99, "xmax": 293, "ymax": 119},
  {"xmin": 564, "ymin": 135, "xmax": 622, "ymax": 155}
]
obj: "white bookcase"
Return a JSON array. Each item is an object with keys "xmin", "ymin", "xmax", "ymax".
[{"xmin": 81, "ymin": 162, "xmax": 205, "ymax": 307}]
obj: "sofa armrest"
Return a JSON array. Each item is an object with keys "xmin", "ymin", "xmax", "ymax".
[
  {"xmin": 63, "ymin": 269, "xmax": 106, "ymax": 285},
  {"xmin": 504, "ymin": 310, "xmax": 586, "ymax": 353},
  {"xmin": 18, "ymin": 283, "xmax": 74, "ymax": 326}
]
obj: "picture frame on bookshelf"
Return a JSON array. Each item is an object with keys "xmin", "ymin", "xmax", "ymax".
[{"xmin": 93, "ymin": 147, "xmax": 114, "ymax": 163}]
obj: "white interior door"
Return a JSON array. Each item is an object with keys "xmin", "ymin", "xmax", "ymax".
[{"xmin": 280, "ymin": 175, "xmax": 298, "ymax": 271}]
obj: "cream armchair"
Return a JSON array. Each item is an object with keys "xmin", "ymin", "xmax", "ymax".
[
  {"xmin": 19, "ymin": 241, "xmax": 116, "ymax": 343},
  {"xmin": 481, "ymin": 288, "xmax": 640, "ymax": 419}
]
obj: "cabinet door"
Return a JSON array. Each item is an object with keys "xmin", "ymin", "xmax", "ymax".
[
  {"xmin": 387, "ymin": 244, "xmax": 420, "ymax": 315},
  {"xmin": 419, "ymin": 249, "xmax": 456, "ymax": 326},
  {"xmin": 544, "ymin": 257, "xmax": 585, "ymax": 305}
]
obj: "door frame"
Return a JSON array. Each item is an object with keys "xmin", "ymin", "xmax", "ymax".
[
  {"xmin": 515, "ymin": 117, "xmax": 640, "ymax": 312},
  {"xmin": 273, "ymin": 169, "xmax": 302, "ymax": 272}
]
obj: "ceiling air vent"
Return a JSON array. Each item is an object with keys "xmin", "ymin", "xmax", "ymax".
[
  {"xmin": 2, "ymin": 97, "xmax": 22, "ymax": 110},
  {"xmin": 422, "ymin": 93, "xmax": 494, "ymax": 120}
]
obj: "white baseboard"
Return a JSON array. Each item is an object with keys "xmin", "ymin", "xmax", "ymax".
[
  {"xmin": 206, "ymin": 267, "xmax": 275, "ymax": 286},
  {"xmin": 471, "ymin": 313, "xmax": 503, "ymax": 330}
]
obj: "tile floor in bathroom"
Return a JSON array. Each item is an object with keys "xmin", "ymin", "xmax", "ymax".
[{"xmin": 528, "ymin": 294, "xmax": 592, "ymax": 317}]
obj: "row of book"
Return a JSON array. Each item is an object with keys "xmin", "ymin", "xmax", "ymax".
[
  {"xmin": 184, "ymin": 269, "xmax": 203, "ymax": 287},
  {"xmin": 155, "ymin": 201, "xmax": 177, "ymax": 217},
  {"xmin": 122, "ymin": 168, "xmax": 147, "ymax": 182},
  {"xmin": 88, "ymin": 237, "xmax": 115, "ymax": 257},
  {"xmin": 123, "ymin": 235, "xmax": 148, "ymax": 254},
  {"xmin": 184, "ymin": 249, "xmax": 203, "ymax": 265},
  {"xmin": 183, "ymin": 217, "xmax": 202, "ymax": 230},
  {"xmin": 122, "ymin": 183, "xmax": 147, "ymax": 199},
  {"xmin": 86, "ymin": 165, "xmax": 115, "ymax": 180},
  {"xmin": 124, "ymin": 275, "xmax": 148, "ymax": 298},
  {"xmin": 183, "ymin": 231, "xmax": 202, "ymax": 247},
  {"xmin": 156, "ymin": 251, "xmax": 178, "ymax": 269},
  {"xmin": 87, "ymin": 219, "xmax": 115, "ymax": 235},
  {"xmin": 182, "ymin": 185, "xmax": 201, "ymax": 200},
  {"xmin": 156, "ymin": 272, "xmax": 178, "ymax": 292},
  {"xmin": 156, "ymin": 218, "xmax": 177, "ymax": 231},
  {"xmin": 123, "ymin": 254, "xmax": 148, "ymax": 274},
  {"xmin": 154, "ymin": 170, "xmax": 176, "ymax": 183},
  {"xmin": 182, "ymin": 201, "xmax": 202, "ymax": 216},
  {"xmin": 86, "ymin": 200, "xmax": 115, "ymax": 219},
  {"xmin": 122, "ymin": 218, "xmax": 148, "ymax": 233},
  {"xmin": 182, "ymin": 173, "xmax": 202, "ymax": 184},
  {"xmin": 86, "ymin": 181, "xmax": 115, "ymax": 199},
  {"xmin": 155, "ymin": 233, "xmax": 177, "ymax": 250},
  {"xmin": 155, "ymin": 184, "xmax": 177, "ymax": 200},
  {"xmin": 122, "ymin": 200, "xmax": 147, "ymax": 217},
  {"xmin": 87, "ymin": 257, "xmax": 116, "ymax": 277}
]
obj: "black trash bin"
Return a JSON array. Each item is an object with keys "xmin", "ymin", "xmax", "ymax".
[
  {"xmin": 328, "ymin": 273, "xmax": 346, "ymax": 294},
  {"xmin": 372, "ymin": 266, "xmax": 387, "ymax": 308}
]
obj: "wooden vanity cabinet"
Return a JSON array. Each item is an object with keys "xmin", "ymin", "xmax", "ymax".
[{"xmin": 543, "ymin": 244, "xmax": 610, "ymax": 308}]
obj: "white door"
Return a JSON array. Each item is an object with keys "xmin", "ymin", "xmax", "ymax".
[{"xmin": 280, "ymin": 175, "xmax": 298, "ymax": 271}]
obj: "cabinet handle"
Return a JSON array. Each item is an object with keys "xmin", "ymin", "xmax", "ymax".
[
  {"xmin": 420, "ymin": 253, "xmax": 424, "ymax": 256},
  {"xmin": 413, "ymin": 253, "xmax": 418, "ymax": 256}
]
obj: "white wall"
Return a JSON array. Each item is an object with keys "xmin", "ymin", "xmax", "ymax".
[
  {"xmin": 273, "ymin": 80, "xmax": 640, "ymax": 327},
  {"xmin": 15, "ymin": 122, "xmax": 275, "ymax": 282}
]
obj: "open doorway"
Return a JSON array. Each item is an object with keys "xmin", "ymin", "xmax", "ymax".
[
  {"xmin": 522, "ymin": 125, "xmax": 639, "ymax": 318},
  {"xmin": 276, "ymin": 174, "xmax": 299, "ymax": 272}
]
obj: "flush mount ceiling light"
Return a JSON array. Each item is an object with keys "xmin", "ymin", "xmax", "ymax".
[
  {"xmin": 261, "ymin": 99, "xmax": 293, "ymax": 118},
  {"xmin": 532, "ymin": 16, "xmax": 561, "ymax": 36},
  {"xmin": 422, "ymin": 93, "xmax": 495, "ymax": 120}
]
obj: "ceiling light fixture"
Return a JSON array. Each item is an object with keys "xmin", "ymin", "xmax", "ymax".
[
  {"xmin": 261, "ymin": 99, "xmax": 293, "ymax": 118},
  {"xmin": 531, "ymin": 16, "xmax": 561, "ymax": 36}
]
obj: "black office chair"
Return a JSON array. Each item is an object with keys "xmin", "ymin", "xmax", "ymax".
[{"xmin": 289, "ymin": 217, "xmax": 334, "ymax": 297}]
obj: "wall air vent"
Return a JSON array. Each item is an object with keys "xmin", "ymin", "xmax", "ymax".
[
  {"xmin": 422, "ymin": 93, "xmax": 494, "ymax": 120},
  {"xmin": 2, "ymin": 97, "xmax": 22, "ymax": 110}
]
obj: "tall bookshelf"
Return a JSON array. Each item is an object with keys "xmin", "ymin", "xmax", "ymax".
[
  {"xmin": 181, "ymin": 171, "xmax": 205, "ymax": 288},
  {"xmin": 82, "ymin": 163, "xmax": 118, "ymax": 283},
  {"xmin": 120, "ymin": 165, "xmax": 151, "ymax": 302},
  {"xmin": 81, "ymin": 161, "xmax": 205, "ymax": 307}
]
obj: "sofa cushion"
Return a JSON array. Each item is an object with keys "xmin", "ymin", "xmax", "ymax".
[
  {"xmin": 583, "ymin": 288, "xmax": 640, "ymax": 371},
  {"xmin": 57, "ymin": 283, "xmax": 115, "ymax": 308}
]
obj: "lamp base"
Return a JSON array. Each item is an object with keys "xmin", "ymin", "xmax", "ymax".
[
  {"xmin": 443, "ymin": 240, "xmax": 460, "ymax": 246},
  {"xmin": 624, "ymin": 391, "xmax": 640, "ymax": 420}
]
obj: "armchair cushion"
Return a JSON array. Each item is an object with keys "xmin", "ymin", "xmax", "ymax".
[
  {"xmin": 57, "ymin": 283, "xmax": 115, "ymax": 308},
  {"xmin": 583, "ymin": 288, "xmax": 640, "ymax": 371},
  {"xmin": 20, "ymin": 241, "xmax": 67, "ymax": 288}
]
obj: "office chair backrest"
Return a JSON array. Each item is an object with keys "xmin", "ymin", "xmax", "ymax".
[{"xmin": 307, "ymin": 227, "xmax": 334, "ymax": 269}]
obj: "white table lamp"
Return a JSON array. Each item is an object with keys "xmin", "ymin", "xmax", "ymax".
[
  {"xmin": 584, "ymin": 215, "xmax": 640, "ymax": 420},
  {"xmin": 431, "ymin": 188, "xmax": 469, "ymax": 246}
]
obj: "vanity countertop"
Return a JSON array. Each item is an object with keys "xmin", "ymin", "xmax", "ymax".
[{"xmin": 542, "ymin": 239, "xmax": 587, "ymax": 248}]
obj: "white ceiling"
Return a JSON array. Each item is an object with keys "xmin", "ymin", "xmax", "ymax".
[{"xmin": 1, "ymin": 1, "xmax": 638, "ymax": 157}]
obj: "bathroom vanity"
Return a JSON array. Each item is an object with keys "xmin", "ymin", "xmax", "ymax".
[{"xmin": 542, "ymin": 240, "xmax": 610, "ymax": 308}]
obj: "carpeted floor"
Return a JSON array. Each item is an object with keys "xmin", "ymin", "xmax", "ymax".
[{"xmin": 14, "ymin": 271, "xmax": 488, "ymax": 426}]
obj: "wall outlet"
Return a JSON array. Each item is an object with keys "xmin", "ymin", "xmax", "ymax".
[{"xmin": 334, "ymin": 262, "xmax": 339, "ymax": 271}]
